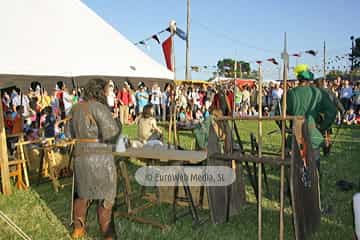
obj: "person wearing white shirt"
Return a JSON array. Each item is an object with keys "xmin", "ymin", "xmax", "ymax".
[
  {"xmin": 62, "ymin": 88, "xmax": 73, "ymax": 116},
  {"xmin": 150, "ymin": 83, "xmax": 161, "ymax": 120},
  {"xmin": 271, "ymin": 84, "xmax": 283, "ymax": 106},
  {"xmin": 12, "ymin": 88, "xmax": 30, "ymax": 117}
]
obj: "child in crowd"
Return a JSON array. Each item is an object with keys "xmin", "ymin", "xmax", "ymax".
[
  {"xmin": 11, "ymin": 106, "xmax": 24, "ymax": 135},
  {"xmin": 136, "ymin": 104, "xmax": 162, "ymax": 143},
  {"xmin": 4, "ymin": 111, "xmax": 14, "ymax": 134},
  {"xmin": 195, "ymin": 108, "xmax": 204, "ymax": 123},
  {"xmin": 249, "ymin": 106, "xmax": 258, "ymax": 116},
  {"xmin": 343, "ymin": 108, "xmax": 357, "ymax": 125},
  {"xmin": 263, "ymin": 107, "xmax": 270, "ymax": 117},
  {"xmin": 202, "ymin": 106, "xmax": 210, "ymax": 120},
  {"xmin": 185, "ymin": 106, "xmax": 193, "ymax": 121},
  {"xmin": 178, "ymin": 107, "xmax": 186, "ymax": 123},
  {"xmin": 42, "ymin": 106, "xmax": 56, "ymax": 138}
]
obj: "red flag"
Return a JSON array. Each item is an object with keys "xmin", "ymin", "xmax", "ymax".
[{"xmin": 162, "ymin": 36, "xmax": 173, "ymax": 71}]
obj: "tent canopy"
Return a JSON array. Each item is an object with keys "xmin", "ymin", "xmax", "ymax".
[{"xmin": 0, "ymin": 0, "xmax": 173, "ymax": 90}]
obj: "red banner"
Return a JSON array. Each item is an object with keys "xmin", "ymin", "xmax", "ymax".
[{"xmin": 162, "ymin": 36, "xmax": 173, "ymax": 71}]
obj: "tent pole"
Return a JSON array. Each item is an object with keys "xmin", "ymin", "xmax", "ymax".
[{"xmin": 0, "ymin": 96, "xmax": 12, "ymax": 195}]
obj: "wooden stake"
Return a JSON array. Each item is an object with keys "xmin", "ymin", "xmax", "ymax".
[
  {"xmin": 279, "ymin": 32, "xmax": 288, "ymax": 240},
  {"xmin": 168, "ymin": 94, "xmax": 173, "ymax": 147},
  {"xmin": 0, "ymin": 98, "xmax": 11, "ymax": 195},
  {"xmin": 18, "ymin": 135, "xmax": 29, "ymax": 187},
  {"xmin": 257, "ymin": 63, "xmax": 263, "ymax": 240}
]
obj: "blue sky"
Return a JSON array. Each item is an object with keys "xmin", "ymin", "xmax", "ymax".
[{"xmin": 83, "ymin": 0, "xmax": 360, "ymax": 80}]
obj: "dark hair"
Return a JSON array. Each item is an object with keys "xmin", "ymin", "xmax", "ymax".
[
  {"xmin": 41, "ymin": 106, "xmax": 53, "ymax": 115},
  {"xmin": 142, "ymin": 104, "xmax": 153, "ymax": 118},
  {"xmin": 56, "ymin": 81, "xmax": 64, "ymax": 90},
  {"xmin": 15, "ymin": 87, "xmax": 21, "ymax": 95},
  {"xmin": 83, "ymin": 78, "xmax": 107, "ymax": 104},
  {"xmin": 30, "ymin": 81, "xmax": 41, "ymax": 91},
  {"xmin": 16, "ymin": 105, "xmax": 24, "ymax": 112}
]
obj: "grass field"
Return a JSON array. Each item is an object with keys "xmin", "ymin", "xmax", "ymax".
[{"xmin": 0, "ymin": 121, "xmax": 359, "ymax": 240}]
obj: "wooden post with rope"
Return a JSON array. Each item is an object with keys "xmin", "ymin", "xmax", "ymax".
[
  {"xmin": 0, "ymin": 98, "xmax": 11, "ymax": 195},
  {"xmin": 279, "ymin": 32, "xmax": 289, "ymax": 240},
  {"xmin": 257, "ymin": 62, "xmax": 263, "ymax": 240}
]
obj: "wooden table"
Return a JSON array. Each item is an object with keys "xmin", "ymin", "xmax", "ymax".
[
  {"xmin": 114, "ymin": 147, "xmax": 206, "ymax": 163},
  {"xmin": 114, "ymin": 147, "xmax": 207, "ymax": 229}
]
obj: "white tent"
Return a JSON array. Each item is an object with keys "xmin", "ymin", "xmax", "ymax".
[{"xmin": 0, "ymin": 0, "xmax": 173, "ymax": 89}]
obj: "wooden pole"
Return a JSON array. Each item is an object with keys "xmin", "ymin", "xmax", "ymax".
[
  {"xmin": 185, "ymin": 0, "xmax": 191, "ymax": 80},
  {"xmin": 323, "ymin": 41, "xmax": 326, "ymax": 81},
  {"xmin": 279, "ymin": 32, "xmax": 288, "ymax": 240},
  {"xmin": 232, "ymin": 59, "xmax": 237, "ymax": 117},
  {"xmin": 0, "ymin": 98, "xmax": 12, "ymax": 195},
  {"xmin": 257, "ymin": 63, "xmax": 263, "ymax": 240},
  {"xmin": 170, "ymin": 21, "xmax": 178, "ymax": 147}
]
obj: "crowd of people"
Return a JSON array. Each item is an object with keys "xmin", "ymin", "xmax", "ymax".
[{"xmin": 1, "ymin": 77, "xmax": 360, "ymax": 144}]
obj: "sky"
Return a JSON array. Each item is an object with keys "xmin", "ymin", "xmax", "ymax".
[{"xmin": 83, "ymin": 0, "xmax": 360, "ymax": 81}]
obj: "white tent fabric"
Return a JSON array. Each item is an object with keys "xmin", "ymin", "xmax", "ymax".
[{"xmin": 0, "ymin": 0, "xmax": 173, "ymax": 82}]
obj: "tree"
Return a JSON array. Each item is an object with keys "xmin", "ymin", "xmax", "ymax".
[{"xmin": 217, "ymin": 58, "xmax": 251, "ymax": 78}]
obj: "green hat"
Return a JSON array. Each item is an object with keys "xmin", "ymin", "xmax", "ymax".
[
  {"xmin": 297, "ymin": 71, "xmax": 314, "ymax": 81},
  {"xmin": 294, "ymin": 64, "xmax": 314, "ymax": 81}
]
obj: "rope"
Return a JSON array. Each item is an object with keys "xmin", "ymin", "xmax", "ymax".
[{"xmin": 0, "ymin": 210, "xmax": 32, "ymax": 240}]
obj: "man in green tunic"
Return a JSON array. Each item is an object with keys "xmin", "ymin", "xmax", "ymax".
[{"xmin": 281, "ymin": 65, "xmax": 337, "ymax": 171}]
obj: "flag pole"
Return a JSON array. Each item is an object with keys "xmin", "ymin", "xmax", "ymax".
[
  {"xmin": 323, "ymin": 41, "xmax": 326, "ymax": 81},
  {"xmin": 279, "ymin": 32, "xmax": 288, "ymax": 240},
  {"xmin": 257, "ymin": 62, "xmax": 263, "ymax": 240},
  {"xmin": 185, "ymin": 0, "xmax": 191, "ymax": 80}
]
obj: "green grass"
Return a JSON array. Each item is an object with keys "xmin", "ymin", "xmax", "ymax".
[{"xmin": 0, "ymin": 122, "xmax": 359, "ymax": 240}]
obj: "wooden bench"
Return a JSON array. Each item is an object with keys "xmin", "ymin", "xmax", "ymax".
[{"xmin": 5, "ymin": 133, "xmax": 28, "ymax": 190}]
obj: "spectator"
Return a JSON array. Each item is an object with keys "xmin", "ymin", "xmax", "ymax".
[
  {"xmin": 11, "ymin": 106, "xmax": 24, "ymax": 135},
  {"xmin": 2, "ymin": 92, "xmax": 10, "ymax": 112},
  {"xmin": 136, "ymin": 104, "xmax": 162, "ymax": 142},
  {"xmin": 185, "ymin": 106, "xmax": 193, "ymax": 121},
  {"xmin": 161, "ymin": 84, "xmax": 171, "ymax": 121},
  {"xmin": 117, "ymin": 82, "xmax": 132, "ymax": 125},
  {"xmin": 343, "ymin": 108, "xmax": 356, "ymax": 125},
  {"xmin": 353, "ymin": 82, "xmax": 360, "ymax": 112},
  {"xmin": 55, "ymin": 81, "xmax": 66, "ymax": 119},
  {"xmin": 340, "ymin": 80, "xmax": 353, "ymax": 111},
  {"xmin": 150, "ymin": 83, "xmax": 161, "ymax": 120},
  {"xmin": 12, "ymin": 88, "xmax": 30, "ymax": 117},
  {"xmin": 62, "ymin": 87, "xmax": 73, "ymax": 117},
  {"xmin": 272, "ymin": 83, "xmax": 283, "ymax": 106},
  {"xmin": 42, "ymin": 106, "xmax": 56, "ymax": 138},
  {"xmin": 38, "ymin": 89, "xmax": 51, "ymax": 111},
  {"xmin": 178, "ymin": 107, "xmax": 186, "ymax": 123},
  {"xmin": 234, "ymin": 85, "xmax": 243, "ymax": 113},
  {"xmin": 241, "ymin": 85, "xmax": 250, "ymax": 108},
  {"xmin": 106, "ymin": 80, "xmax": 116, "ymax": 111},
  {"xmin": 135, "ymin": 84, "xmax": 149, "ymax": 114}
]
